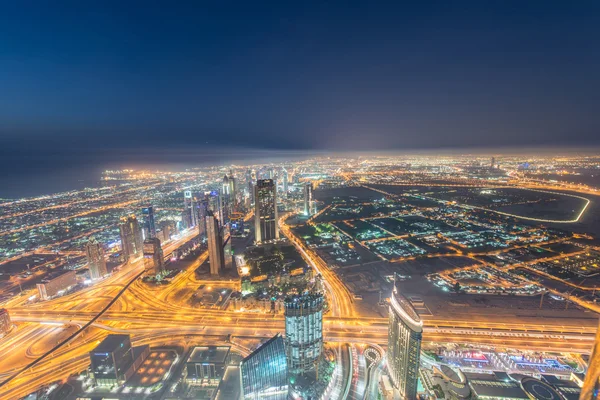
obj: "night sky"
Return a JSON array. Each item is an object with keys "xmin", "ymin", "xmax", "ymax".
[{"xmin": 1, "ymin": 2, "xmax": 599, "ymax": 195}]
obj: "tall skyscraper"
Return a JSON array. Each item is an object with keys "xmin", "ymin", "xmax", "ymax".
[
  {"xmin": 141, "ymin": 205, "xmax": 156, "ymax": 239},
  {"xmin": 206, "ymin": 211, "xmax": 224, "ymax": 275},
  {"xmin": 198, "ymin": 197, "xmax": 209, "ymax": 237},
  {"xmin": 254, "ymin": 179, "xmax": 279, "ymax": 243},
  {"xmin": 284, "ymin": 292, "xmax": 324, "ymax": 375},
  {"xmin": 85, "ymin": 237, "xmax": 107, "ymax": 280},
  {"xmin": 119, "ymin": 215, "xmax": 143, "ymax": 262},
  {"xmin": 222, "ymin": 172, "xmax": 237, "ymax": 220},
  {"xmin": 282, "ymin": 168, "xmax": 289, "ymax": 195},
  {"xmin": 388, "ymin": 277, "xmax": 422, "ymax": 400},
  {"xmin": 207, "ymin": 190, "xmax": 221, "ymax": 224},
  {"xmin": 303, "ymin": 182, "xmax": 314, "ymax": 216},
  {"xmin": 223, "ymin": 226, "xmax": 233, "ymax": 270},
  {"xmin": 241, "ymin": 334, "xmax": 288, "ymax": 400},
  {"xmin": 183, "ymin": 190, "xmax": 198, "ymax": 228},
  {"xmin": 246, "ymin": 169, "xmax": 255, "ymax": 204},
  {"xmin": 143, "ymin": 237, "xmax": 165, "ymax": 276}
]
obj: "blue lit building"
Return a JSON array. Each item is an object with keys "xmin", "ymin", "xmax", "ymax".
[
  {"xmin": 284, "ymin": 292, "xmax": 324, "ymax": 375},
  {"xmin": 388, "ymin": 277, "xmax": 422, "ymax": 399},
  {"xmin": 142, "ymin": 205, "xmax": 156, "ymax": 239},
  {"xmin": 240, "ymin": 334, "xmax": 288, "ymax": 400}
]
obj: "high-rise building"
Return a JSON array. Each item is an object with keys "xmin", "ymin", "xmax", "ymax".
[
  {"xmin": 0, "ymin": 309, "xmax": 11, "ymax": 335},
  {"xmin": 198, "ymin": 198, "xmax": 209, "ymax": 237},
  {"xmin": 143, "ymin": 237, "xmax": 165, "ymax": 276},
  {"xmin": 89, "ymin": 334, "xmax": 149, "ymax": 386},
  {"xmin": 254, "ymin": 179, "xmax": 279, "ymax": 243},
  {"xmin": 184, "ymin": 190, "xmax": 198, "ymax": 228},
  {"xmin": 223, "ymin": 226, "xmax": 233, "ymax": 270},
  {"xmin": 206, "ymin": 212, "xmax": 224, "ymax": 275},
  {"xmin": 303, "ymin": 182, "xmax": 314, "ymax": 216},
  {"xmin": 241, "ymin": 334, "xmax": 288, "ymax": 400},
  {"xmin": 246, "ymin": 169, "xmax": 254, "ymax": 204},
  {"xmin": 284, "ymin": 292, "xmax": 324, "ymax": 375},
  {"xmin": 282, "ymin": 168, "xmax": 289, "ymax": 195},
  {"xmin": 207, "ymin": 190, "xmax": 221, "ymax": 224},
  {"xmin": 119, "ymin": 215, "xmax": 143, "ymax": 262},
  {"xmin": 85, "ymin": 237, "xmax": 107, "ymax": 280},
  {"xmin": 142, "ymin": 205, "xmax": 156, "ymax": 239},
  {"xmin": 387, "ymin": 278, "xmax": 422, "ymax": 399}
]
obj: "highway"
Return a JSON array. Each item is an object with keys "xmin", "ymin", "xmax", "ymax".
[{"xmin": 0, "ymin": 206, "xmax": 597, "ymax": 399}]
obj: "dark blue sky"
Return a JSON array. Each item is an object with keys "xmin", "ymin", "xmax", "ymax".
[{"xmin": 1, "ymin": 1, "xmax": 599, "ymax": 190}]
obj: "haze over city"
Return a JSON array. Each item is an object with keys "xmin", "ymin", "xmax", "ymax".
[{"xmin": 1, "ymin": 2, "xmax": 600, "ymax": 400}]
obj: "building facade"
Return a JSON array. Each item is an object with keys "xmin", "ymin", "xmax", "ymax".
[
  {"xmin": 142, "ymin": 205, "xmax": 156, "ymax": 239},
  {"xmin": 85, "ymin": 237, "xmax": 107, "ymax": 280},
  {"xmin": 37, "ymin": 270, "xmax": 77, "ymax": 300},
  {"xmin": 388, "ymin": 279, "xmax": 422, "ymax": 399},
  {"xmin": 303, "ymin": 182, "xmax": 314, "ymax": 216},
  {"xmin": 119, "ymin": 215, "xmax": 143, "ymax": 262},
  {"xmin": 90, "ymin": 334, "xmax": 148, "ymax": 386},
  {"xmin": 184, "ymin": 346, "xmax": 231, "ymax": 385},
  {"xmin": 206, "ymin": 212, "xmax": 225, "ymax": 275},
  {"xmin": 284, "ymin": 292, "xmax": 324, "ymax": 375},
  {"xmin": 254, "ymin": 179, "xmax": 279, "ymax": 243},
  {"xmin": 143, "ymin": 237, "xmax": 165, "ymax": 276},
  {"xmin": 241, "ymin": 333, "xmax": 288, "ymax": 400},
  {"xmin": 282, "ymin": 168, "xmax": 289, "ymax": 195}
]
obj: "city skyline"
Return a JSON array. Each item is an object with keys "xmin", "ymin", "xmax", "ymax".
[
  {"xmin": 1, "ymin": 2, "xmax": 600, "ymax": 399},
  {"xmin": 1, "ymin": 2, "xmax": 600, "ymax": 197}
]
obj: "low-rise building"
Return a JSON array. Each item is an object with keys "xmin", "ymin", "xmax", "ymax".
[
  {"xmin": 36, "ymin": 269, "xmax": 76, "ymax": 300},
  {"xmin": 184, "ymin": 346, "xmax": 231, "ymax": 386},
  {"xmin": 89, "ymin": 334, "xmax": 149, "ymax": 386}
]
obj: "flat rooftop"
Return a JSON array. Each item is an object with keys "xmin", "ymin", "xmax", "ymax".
[
  {"xmin": 92, "ymin": 334, "xmax": 130, "ymax": 353},
  {"xmin": 187, "ymin": 346, "xmax": 230, "ymax": 364}
]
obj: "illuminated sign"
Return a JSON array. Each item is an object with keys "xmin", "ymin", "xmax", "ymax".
[{"xmin": 184, "ymin": 190, "xmax": 192, "ymax": 198}]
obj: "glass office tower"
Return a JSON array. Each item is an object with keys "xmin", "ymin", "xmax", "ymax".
[{"xmin": 240, "ymin": 334, "xmax": 288, "ymax": 400}]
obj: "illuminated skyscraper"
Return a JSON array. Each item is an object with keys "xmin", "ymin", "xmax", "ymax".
[
  {"xmin": 143, "ymin": 237, "xmax": 165, "ymax": 276},
  {"xmin": 206, "ymin": 211, "xmax": 224, "ymax": 275},
  {"xmin": 119, "ymin": 215, "xmax": 143, "ymax": 262},
  {"xmin": 388, "ymin": 278, "xmax": 422, "ymax": 399},
  {"xmin": 183, "ymin": 190, "xmax": 198, "ymax": 228},
  {"xmin": 247, "ymin": 169, "xmax": 255, "ymax": 204},
  {"xmin": 142, "ymin": 205, "xmax": 156, "ymax": 239},
  {"xmin": 254, "ymin": 179, "xmax": 279, "ymax": 243},
  {"xmin": 223, "ymin": 226, "xmax": 233, "ymax": 270},
  {"xmin": 207, "ymin": 190, "xmax": 221, "ymax": 224},
  {"xmin": 198, "ymin": 197, "xmax": 209, "ymax": 237},
  {"xmin": 303, "ymin": 182, "xmax": 314, "ymax": 216},
  {"xmin": 85, "ymin": 237, "xmax": 107, "ymax": 280},
  {"xmin": 241, "ymin": 334, "xmax": 288, "ymax": 400},
  {"xmin": 282, "ymin": 168, "xmax": 289, "ymax": 195},
  {"xmin": 284, "ymin": 292, "xmax": 324, "ymax": 375}
]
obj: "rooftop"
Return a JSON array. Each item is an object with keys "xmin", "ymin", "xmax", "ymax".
[
  {"xmin": 391, "ymin": 278, "xmax": 422, "ymax": 331},
  {"xmin": 92, "ymin": 334, "xmax": 131, "ymax": 353},
  {"xmin": 187, "ymin": 346, "xmax": 230, "ymax": 364}
]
